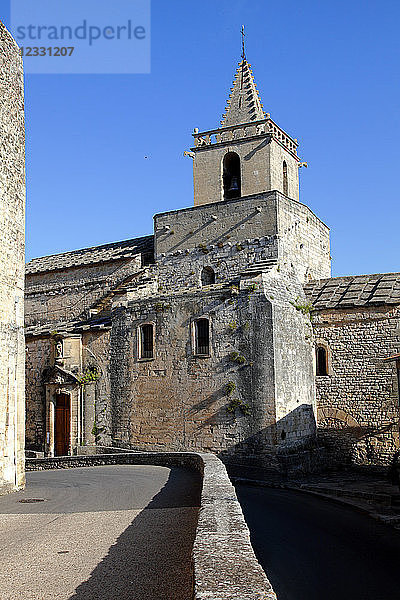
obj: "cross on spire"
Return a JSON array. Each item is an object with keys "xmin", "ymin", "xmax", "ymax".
[{"xmin": 241, "ymin": 25, "xmax": 246, "ymax": 60}]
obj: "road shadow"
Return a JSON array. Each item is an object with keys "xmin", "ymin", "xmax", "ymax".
[{"xmin": 68, "ymin": 467, "xmax": 202, "ymax": 600}]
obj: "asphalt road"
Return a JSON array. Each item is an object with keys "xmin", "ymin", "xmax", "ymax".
[
  {"xmin": 0, "ymin": 465, "xmax": 201, "ymax": 600},
  {"xmin": 236, "ymin": 484, "xmax": 400, "ymax": 600}
]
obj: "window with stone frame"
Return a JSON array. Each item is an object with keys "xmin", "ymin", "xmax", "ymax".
[
  {"xmin": 139, "ymin": 323, "xmax": 154, "ymax": 359},
  {"xmin": 193, "ymin": 318, "xmax": 210, "ymax": 356},
  {"xmin": 316, "ymin": 345, "xmax": 329, "ymax": 376}
]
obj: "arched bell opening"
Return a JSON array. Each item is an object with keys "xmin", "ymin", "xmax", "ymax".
[{"xmin": 223, "ymin": 152, "xmax": 241, "ymax": 200}]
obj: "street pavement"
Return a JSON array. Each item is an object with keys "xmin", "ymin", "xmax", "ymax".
[
  {"xmin": 236, "ymin": 483, "xmax": 400, "ymax": 600},
  {"xmin": 0, "ymin": 465, "xmax": 201, "ymax": 600}
]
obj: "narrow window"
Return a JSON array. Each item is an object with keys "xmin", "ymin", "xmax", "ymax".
[
  {"xmin": 194, "ymin": 318, "xmax": 210, "ymax": 356},
  {"xmin": 223, "ymin": 152, "xmax": 241, "ymax": 200},
  {"xmin": 283, "ymin": 161, "xmax": 288, "ymax": 196},
  {"xmin": 139, "ymin": 324, "xmax": 154, "ymax": 359},
  {"xmin": 201, "ymin": 266, "xmax": 215, "ymax": 286},
  {"xmin": 316, "ymin": 345, "xmax": 328, "ymax": 376}
]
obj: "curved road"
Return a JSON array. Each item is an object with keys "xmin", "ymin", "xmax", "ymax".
[
  {"xmin": 236, "ymin": 483, "xmax": 400, "ymax": 600},
  {"xmin": 0, "ymin": 465, "xmax": 201, "ymax": 600}
]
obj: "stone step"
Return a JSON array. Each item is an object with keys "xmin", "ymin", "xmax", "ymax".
[{"xmin": 241, "ymin": 259, "xmax": 277, "ymax": 275}]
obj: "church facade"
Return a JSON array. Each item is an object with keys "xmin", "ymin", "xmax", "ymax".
[{"xmin": 24, "ymin": 55, "xmax": 400, "ymax": 471}]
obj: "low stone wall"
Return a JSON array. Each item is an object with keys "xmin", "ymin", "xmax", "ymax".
[{"xmin": 26, "ymin": 451, "xmax": 277, "ymax": 600}]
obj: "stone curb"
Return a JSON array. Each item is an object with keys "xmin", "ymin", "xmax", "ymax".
[{"xmin": 26, "ymin": 453, "xmax": 277, "ymax": 600}]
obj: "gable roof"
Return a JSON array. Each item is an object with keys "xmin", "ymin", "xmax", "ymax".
[
  {"xmin": 305, "ymin": 272, "xmax": 400, "ymax": 310},
  {"xmin": 26, "ymin": 235, "xmax": 154, "ymax": 275}
]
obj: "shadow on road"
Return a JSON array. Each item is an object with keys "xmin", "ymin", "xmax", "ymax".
[
  {"xmin": 68, "ymin": 467, "xmax": 202, "ymax": 600},
  {"xmin": 236, "ymin": 484, "xmax": 400, "ymax": 600}
]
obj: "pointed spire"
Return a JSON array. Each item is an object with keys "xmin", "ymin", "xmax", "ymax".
[{"xmin": 221, "ymin": 54, "xmax": 265, "ymax": 127}]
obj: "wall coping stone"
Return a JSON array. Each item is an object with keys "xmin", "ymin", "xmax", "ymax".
[{"xmin": 26, "ymin": 451, "xmax": 277, "ymax": 600}]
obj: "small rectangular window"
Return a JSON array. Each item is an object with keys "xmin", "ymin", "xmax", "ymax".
[
  {"xmin": 194, "ymin": 318, "xmax": 210, "ymax": 356},
  {"xmin": 139, "ymin": 323, "xmax": 154, "ymax": 359}
]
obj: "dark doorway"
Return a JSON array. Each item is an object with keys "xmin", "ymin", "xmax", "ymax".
[
  {"xmin": 223, "ymin": 152, "xmax": 241, "ymax": 199},
  {"xmin": 55, "ymin": 393, "xmax": 70, "ymax": 456}
]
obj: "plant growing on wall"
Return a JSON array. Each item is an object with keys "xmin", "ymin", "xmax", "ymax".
[
  {"xmin": 91, "ymin": 421, "xmax": 104, "ymax": 445},
  {"xmin": 155, "ymin": 301, "xmax": 171, "ymax": 312},
  {"xmin": 225, "ymin": 380, "xmax": 236, "ymax": 395},
  {"xmin": 229, "ymin": 352, "xmax": 246, "ymax": 364},
  {"xmin": 228, "ymin": 320, "xmax": 238, "ymax": 332},
  {"xmin": 246, "ymin": 283, "xmax": 260, "ymax": 293},
  {"xmin": 290, "ymin": 297, "xmax": 314, "ymax": 320},
  {"xmin": 77, "ymin": 367, "xmax": 100, "ymax": 388},
  {"xmin": 227, "ymin": 398, "xmax": 251, "ymax": 416}
]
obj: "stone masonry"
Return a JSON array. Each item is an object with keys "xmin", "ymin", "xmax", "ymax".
[
  {"xmin": 306, "ymin": 274, "xmax": 400, "ymax": 467},
  {"xmin": 25, "ymin": 237, "xmax": 153, "ymax": 454},
  {"xmin": 23, "ymin": 53, "xmax": 400, "ymax": 472},
  {"xmin": 0, "ymin": 23, "xmax": 25, "ymax": 492}
]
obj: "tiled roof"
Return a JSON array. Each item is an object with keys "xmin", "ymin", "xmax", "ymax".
[
  {"xmin": 25, "ymin": 315, "xmax": 111, "ymax": 338},
  {"xmin": 26, "ymin": 235, "xmax": 154, "ymax": 275},
  {"xmin": 305, "ymin": 273, "xmax": 400, "ymax": 310}
]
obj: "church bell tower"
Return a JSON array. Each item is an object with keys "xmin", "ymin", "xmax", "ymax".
[{"xmin": 191, "ymin": 39, "xmax": 302, "ymax": 207}]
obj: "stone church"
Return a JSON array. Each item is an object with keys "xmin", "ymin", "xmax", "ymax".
[{"xmin": 25, "ymin": 53, "xmax": 400, "ymax": 471}]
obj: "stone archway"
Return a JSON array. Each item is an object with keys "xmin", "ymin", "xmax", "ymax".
[{"xmin": 317, "ymin": 407, "xmax": 361, "ymax": 431}]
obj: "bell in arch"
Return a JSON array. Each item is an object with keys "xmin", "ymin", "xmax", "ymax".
[
  {"xmin": 228, "ymin": 176, "xmax": 239, "ymax": 192},
  {"xmin": 223, "ymin": 152, "xmax": 241, "ymax": 199}
]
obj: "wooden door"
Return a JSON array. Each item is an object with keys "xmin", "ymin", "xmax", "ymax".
[{"xmin": 55, "ymin": 393, "xmax": 70, "ymax": 456}]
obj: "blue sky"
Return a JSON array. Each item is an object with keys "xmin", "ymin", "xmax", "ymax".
[{"xmin": 1, "ymin": 0, "xmax": 399, "ymax": 276}]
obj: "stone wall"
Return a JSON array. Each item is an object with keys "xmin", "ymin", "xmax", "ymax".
[
  {"xmin": 82, "ymin": 329, "xmax": 112, "ymax": 445},
  {"xmin": 313, "ymin": 305, "xmax": 400, "ymax": 466},
  {"xmin": 0, "ymin": 23, "xmax": 25, "ymax": 492},
  {"xmin": 155, "ymin": 190, "xmax": 330, "ymax": 287},
  {"xmin": 26, "ymin": 255, "xmax": 142, "ymax": 326},
  {"xmin": 25, "ymin": 337, "xmax": 51, "ymax": 451},
  {"xmin": 154, "ymin": 192, "xmax": 278, "ymax": 259},
  {"xmin": 111, "ymin": 287, "xmax": 277, "ymax": 461},
  {"xmin": 24, "ymin": 242, "xmax": 149, "ymax": 453},
  {"xmin": 110, "ymin": 259, "xmax": 318, "ymax": 470},
  {"xmin": 193, "ymin": 133, "xmax": 299, "ymax": 206},
  {"xmin": 277, "ymin": 195, "xmax": 331, "ymax": 282},
  {"xmin": 269, "ymin": 137, "xmax": 299, "ymax": 201},
  {"xmin": 25, "ymin": 329, "xmax": 112, "ymax": 452}
]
